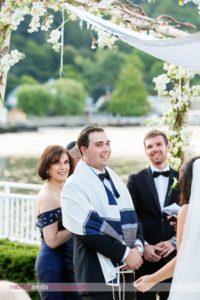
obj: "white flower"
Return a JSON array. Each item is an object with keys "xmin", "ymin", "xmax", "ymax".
[
  {"xmin": 47, "ymin": 29, "xmax": 62, "ymax": 52},
  {"xmin": 172, "ymin": 147, "xmax": 178, "ymax": 156},
  {"xmin": 168, "ymin": 177, "xmax": 178, "ymax": 196},
  {"xmin": 47, "ymin": 29, "xmax": 61, "ymax": 44},
  {"xmin": 98, "ymin": 0, "xmax": 115, "ymax": 9},
  {"xmin": 96, "ymin": 30, "xmax": 118, "ymax": 48},
  {"xmin": 41, "ymin": 15, "xmax": 53, "ymax": 31},
  {"xmin": 153, "ymin": 74, "xmax": 170, "ymax": 95},
  {"xmin": 191, "ymin": 85, "xmax": 200, "ymax": 96},
  {"xmin": 0, "ymin": 50, "xmax": 25, "ymax": 73},
  {"xmin": 30, "ymin": 2, "xmax": 46, "ymax": 17},
  {"xmin": 28, "ymin": 16, "xmax": 41, "ymax": 32},
  {"xmin": 10, "ymin": 9, "xmax": 27, "ymax": 29}
]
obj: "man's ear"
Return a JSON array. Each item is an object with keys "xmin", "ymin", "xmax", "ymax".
[
  {"xmin": 80, "ymin": 146, "xmax": 86, "ymax": 155},
  {"xmin": 167, "ymin": 142, "xmax": 172, "ymax": 152}
]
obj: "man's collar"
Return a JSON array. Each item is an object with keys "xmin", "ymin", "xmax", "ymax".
[
  {"xmin": 151, "ymin": 165, "xmax": 170, "ymax": 172},
  {"xmin": 90, "ymin": 166, "xmax": 106, "ymax": 175}
]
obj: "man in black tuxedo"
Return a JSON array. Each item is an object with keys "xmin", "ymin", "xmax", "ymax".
[{"xmin": 127, "ymin": 129, "xmax": 179, "ymax": 300}]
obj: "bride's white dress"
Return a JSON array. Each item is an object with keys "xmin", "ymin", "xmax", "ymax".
[{"xmin": 168, "ymin": 159, "xmax": 200, "ymax": 300}]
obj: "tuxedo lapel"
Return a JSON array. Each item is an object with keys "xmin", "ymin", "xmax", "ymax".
[{"xmin": 144, "ymin": 168, "xmax": 161, "ymax": 212}]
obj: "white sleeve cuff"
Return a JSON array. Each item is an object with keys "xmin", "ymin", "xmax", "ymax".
[
  {"xmin": 135, "ymin": 238, "xmax": 143, "ymax": 248},
  {"xmin": 122, "ymin": 246, "xmax": 130, "ymax": 262}
]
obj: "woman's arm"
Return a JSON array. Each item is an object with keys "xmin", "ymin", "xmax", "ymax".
[
  {"xmin": 134, "ymin": 257, "xmax": 176, "ymax": 292},
  {"xmin": 36, "ymin": 186, "xmax": 72, "ymax": 249},
  {"xmin": 176, "ymin": 204, "xmax": 188, "ymax": 251},
  {"xmin": 43, "ymin": 223, "xmax": 72, "ymax": 249},
  {"xmin": 134, "ymin": 205, "xmax": 188, "ymax": 292}
]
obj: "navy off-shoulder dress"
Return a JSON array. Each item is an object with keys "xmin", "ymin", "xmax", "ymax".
[{"xmin": 35, "ymin": 207, "xmax": 81, "ymax": 300}]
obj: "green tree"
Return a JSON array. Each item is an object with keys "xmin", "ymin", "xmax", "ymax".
[
  {"xmin": 109, "ymin": 57, "xmax": 150, "ymax": 116},
  {"xmin": 140, "ymin": 0, "xmax": 200, "ymax": 30},
  {"xmin": 48, "ymin": 78, "xmax": 86, "ymax": 115},
  {"xmin": 17, "ymin": 84, "xmax": 54, "ymax": 116},
  {"xmin": 5, "ymin": 73, "xmax": 19, "ymax": 98},
  {"xmin": 20, "ymin": 75, "xmax": 38, "ymax": 85},
  {"xmin": 62, "ymin": 64, "xmax": 89, "ymax": 91},
  {"xmin": 63, "ymin": 45, "xmax": 78, "ymax": 65},
  {"xmin": 76, "ymin": 49, "xmax": 127, "ymax": 101},
  {"xmin": 11, "ymin": 39, "xmax": 59, "ymax": 83}
]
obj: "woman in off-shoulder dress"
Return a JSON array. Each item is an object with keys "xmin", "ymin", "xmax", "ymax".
[{"xmin": 35, "ymin": 145, "xmax": 81, "ymax": 300}]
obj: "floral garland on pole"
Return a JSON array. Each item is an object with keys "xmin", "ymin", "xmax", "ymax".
[
  {"xmin": 148, "ymin": 0, "xmax": 200, "ymax": 170},
  {"xmin": 149, "ymin": 63, "xmax": 200, "ymax": 170}
]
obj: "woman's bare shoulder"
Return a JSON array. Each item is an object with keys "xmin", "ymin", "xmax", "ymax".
[{"xmin": 36, "ymin": 184, "xmax": 59, "ymax": 215}]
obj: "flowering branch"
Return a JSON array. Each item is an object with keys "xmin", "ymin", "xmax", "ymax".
[{"xmin": 148, "ymin": 63, "xmax": 200, "ymax": 170}]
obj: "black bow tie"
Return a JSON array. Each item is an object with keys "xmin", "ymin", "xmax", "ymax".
[
  {"xmin": 98, "ymin": 171, "xmax": 110, "ymax": 181},
  {"xmin": 152, "ymin": 170, "xmax": 170, "ymax": 178}
]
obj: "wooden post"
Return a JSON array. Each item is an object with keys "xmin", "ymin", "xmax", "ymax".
[{"xmin": 0, "ymin": 26, "xmax": 11, "ymax": 105}]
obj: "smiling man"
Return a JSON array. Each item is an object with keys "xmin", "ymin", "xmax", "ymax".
[
  {"xmin": 61, "ymin": 125, "xmax": 143, "ymax": 300},
  {"xmin": 127, "ymin": 129, "xmax": 179, "ymax": 300}
]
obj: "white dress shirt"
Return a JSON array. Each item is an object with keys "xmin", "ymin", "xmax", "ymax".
[{"xmin": 151, "ymin": 165, "xmax": 170, "ymax": 210}]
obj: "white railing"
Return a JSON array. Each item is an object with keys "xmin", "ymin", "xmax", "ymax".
[{"xmin": 0, "ymin": 181, "xmax": 42, "ymax": 245}]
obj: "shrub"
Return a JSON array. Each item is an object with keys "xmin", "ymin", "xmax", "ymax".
[
  {"xmin": 17, "ymin": 84, "xmax": 54, "ymax": 116},
  {"xmin": 0, "ymin": 239, "xmax": 39, "ymax": 300},
  {"xmin": 47, "ymin": 78, "xmax": 87, "ymax": 115}
]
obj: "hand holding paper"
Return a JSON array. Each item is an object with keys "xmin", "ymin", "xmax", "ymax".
[{"xmin": 162, "ymin": 203, "xmax": 180, "ymax": 215}]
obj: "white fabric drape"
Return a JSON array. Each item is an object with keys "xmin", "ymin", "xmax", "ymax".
[
  {"xmin": 64, "ymin": 3, "xmax": 200, "ymax": 71},
  {"xmin": 168, "ymin": 159, "xmax": 200, "ymax": 299}
]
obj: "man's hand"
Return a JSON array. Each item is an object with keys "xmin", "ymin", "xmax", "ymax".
[
  {"xmin": 144, "ymin": 244, "xmax": 162, "ymax": 262},
  {"xmin": 167, "ymin": 215, "xmax": 177, "ymax": 232},
  {"xmin": 155, "ymin": 240, "xmax": 174, "ymax": 258},
  {"xmin": 124, "ymin": 248, "xmax": 143, "ymax": 270}
]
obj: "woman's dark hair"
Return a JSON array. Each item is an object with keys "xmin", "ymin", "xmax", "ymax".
[
  {"xmin": 38, "ymin": 145, "xmax": 73, "ymax": 180},
  {"xmin": 179, "ymin": 156, "xmax": 200, "ymax": 206}
]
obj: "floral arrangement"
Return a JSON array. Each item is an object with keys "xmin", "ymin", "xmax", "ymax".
[{"xmin": 148, "ymin": 63, "xmax": 200, "ymax": 170}]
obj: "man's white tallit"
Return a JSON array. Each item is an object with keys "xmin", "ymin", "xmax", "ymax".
[{"xmin": 61, "ymin": 159, "xmax": 138, "ymax": 286}]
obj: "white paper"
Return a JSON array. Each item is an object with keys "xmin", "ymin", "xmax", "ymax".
[{"xmin": 162, "ymin": 203, "xmax": 180, "ymax": 215}]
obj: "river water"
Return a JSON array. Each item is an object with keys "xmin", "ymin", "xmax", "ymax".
[{"xmin": 1, "ymin": 125, "xmax": 200, "ymax": 183}]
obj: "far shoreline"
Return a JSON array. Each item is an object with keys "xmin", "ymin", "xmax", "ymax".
[{"xmin": 1, "ymin": 126, "xmax": 200, "ymax": 160}]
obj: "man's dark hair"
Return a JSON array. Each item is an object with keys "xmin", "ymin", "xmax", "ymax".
[
  {"xmin": 143, "ymin": 129, "xmax": 168, "ymax": 146},
  {"xmin": 77, "ymin": 125, "xmax": 104, "ymax": 150},
  {"xmin": 66, "ymin": 141, "xmax": 76, "ymax": 150},
  {"xmin": 179, "ymin": 156, "xmax": 200, "ymax": 206}
]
